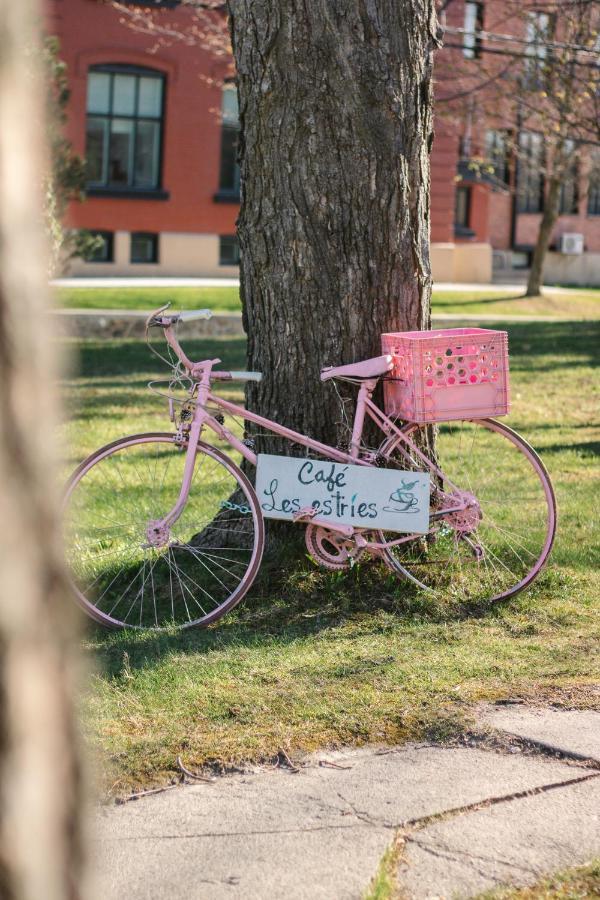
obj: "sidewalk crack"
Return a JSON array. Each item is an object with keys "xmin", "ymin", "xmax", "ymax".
[
  {"xmin": 405, "ymin": 836, "xmax": 538, "ymax": 884},
  {"xmin": 402, "ymin": 769, "xmax": 600, "ymax": 833},
  {"xmin": 369, "ymin": 770, "xmax": 599, "ymax": 898},
  {"xmin": 100, "ymin": 821, "xmax": 372, "ymax": 842},
  {"xmin": 333, "ymin": 789, "xmax": 391, "ymax": 828}
]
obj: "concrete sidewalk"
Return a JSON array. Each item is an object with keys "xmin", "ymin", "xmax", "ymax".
[
  {"xmin": 93, "ymin": 705, "xmax": 600, "ymax": 899},
  {"xmin": 51, "ymin": 276, "xmax": 599, "ymax": 293}
]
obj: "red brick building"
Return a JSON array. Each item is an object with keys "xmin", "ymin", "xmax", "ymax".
[
  {"xmin": 48, "ymin": 0, "xmax": 240, "ymax": 277},
  {"xmin": 434, "ymin": 0, "xmax": 600, "ymax": 285},
  {"xmin": 50, "ymin": 0, "xmax": 600, "ymax": 284}
]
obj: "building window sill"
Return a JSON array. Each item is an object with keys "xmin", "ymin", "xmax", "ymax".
[
  {"xmin": 213, "ymin": 190, "xmax": 240, "ymax": 204},
  {"xmin": 86, "ymin": 187, "xmax": 170, "ymax": 201},
  {"xmin": 454, "ymin": 225, "xmax": 476, "ymax": 239},
  {"xmin": 116, "ymin": 1, "xmax": 182, "ymax": 8}
]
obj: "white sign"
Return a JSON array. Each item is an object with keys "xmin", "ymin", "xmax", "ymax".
[{"xmin": 255, "ymin": 454, "xmax": 430, "ymax": 534}]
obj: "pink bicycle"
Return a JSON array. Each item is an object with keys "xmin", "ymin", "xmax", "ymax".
[{"xmin": 63, "ymin": 308, "xmax": 556, "ymax": 630}]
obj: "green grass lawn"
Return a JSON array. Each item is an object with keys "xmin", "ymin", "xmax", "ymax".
[
  {"xmin": 61, "ymin": 319, "xmax": 600, "ymax": 795},
  {"xmin": 55, "ymin": 286, "xmax": 242, "ymax": 314},
  {"xmin": 366, "ymin": 855, "xmax": 600, "ymax": 900},
  {"xmin": 54, "ymin": 285, "xmax": 600, "ymax": 319},
  {"xmin": 431, "ymin": 289, "xmax": 600, "ymax": 319},
  {"xmin": 476, "ymin": 859, "xmax": 600, "ymax": 899}
]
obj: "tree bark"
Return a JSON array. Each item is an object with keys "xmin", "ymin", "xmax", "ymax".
[
  {"xmin": 0, "ymin": 1, "xmax": 86, "ymax": 897},
  {"xmin": 525, "ymin": 175, "xmax": 562, "ymax": 297},
  {"xmin": 228, "ymin": 0, "xmax": 439, "ymax": 453}
]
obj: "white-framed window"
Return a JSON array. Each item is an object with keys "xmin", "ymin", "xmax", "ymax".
[
  {"xmin": 524, "ymin": 12, "xmax": 552, "ymax": 87},
  {"xmin": 463, "ymin": 2, "xmax": 484, "ymax": 59},
  {"xmin": 525, "ymin": 12, "xmax": 550, "ymax": 61}
]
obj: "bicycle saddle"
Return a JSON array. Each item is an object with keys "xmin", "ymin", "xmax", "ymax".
[{"xmin": 320, "ymin": 354, "xmax": 394, "ymax": 382}]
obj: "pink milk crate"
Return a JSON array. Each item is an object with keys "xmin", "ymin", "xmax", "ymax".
[{"xmin": 381, "ymin": 327, "xmax": 510, "ymax": 424}]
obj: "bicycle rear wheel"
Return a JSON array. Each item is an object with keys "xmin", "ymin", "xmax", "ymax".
[
  {"xmin": 378, "ymin": 419, "xmax": 556, "ymax": 604},
  {"xmin": 63, "ymin": 434, "xmax": 264, "ymax": 629}
]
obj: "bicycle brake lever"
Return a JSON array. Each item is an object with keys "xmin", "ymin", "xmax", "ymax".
[{"xmin": 146, "ymin": 302, "xmax": 172, "ymax": 330}]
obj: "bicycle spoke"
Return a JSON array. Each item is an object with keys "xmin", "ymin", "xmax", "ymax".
[
  {"xmin": 167, "ymin": 549, "xmax": 193, "ymax": 622},
  {"xmin": 182, "ymin": 544, "xmax": 241, "ymax": 592},
  {"xmin": 168, "ymin": 548, "xmax": 207, "ymax": 618}
]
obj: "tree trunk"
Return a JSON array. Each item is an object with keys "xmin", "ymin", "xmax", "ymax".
[
  {"xmin": 526, "ymin": 175, "xmax": 561, "ymax": 297},
  {"xmin": 0, "ymin": 1, "xmax": 86, "ymax": 897},
  {"xmin": 228, "ymin": 0, "xmax": 439, "ymax": 453}
]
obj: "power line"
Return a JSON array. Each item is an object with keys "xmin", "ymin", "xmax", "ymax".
[
  {"xmin": 444, "ymin": 25, "xmax": 600, "ymax": 56},
  {"xmin": 441, "ymin": 41, "xmax": 600, "ymax": 72}
]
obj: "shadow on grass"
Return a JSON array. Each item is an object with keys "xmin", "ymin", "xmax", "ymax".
[
  {"xmin": 70, "ymin": 336, "xmax": 247, "ymax": 379},
  {"xmin": 526, "ymin": 422, "xmax": 598, "ymax": 431},
  {"xmin": 501, "ymin": 320, "xmax": 599, "ymax": 364},
  {"xmin": 434, "ymin": 292, "xmax": 527, "ymax": 306},
  {"xmin": 73, "ymin": 319, "xmax": 595, "ymax": 674},
  {"xmin": 540, "ymin": 440, "xmax": 600, "ymax": 457},
  {"xmin": 65, "ymin": 322, "xmax": 599, "ymax": 382},
  {"xmin": 86, "ymin": 529, "xmax": 550, "ymax": 678}
]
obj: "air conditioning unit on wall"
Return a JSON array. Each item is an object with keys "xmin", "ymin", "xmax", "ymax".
[{"xmin": 560, "ymin": 233, "xmax": 584, "ymax": 255}]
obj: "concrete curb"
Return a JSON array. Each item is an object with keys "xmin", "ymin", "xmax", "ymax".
[
  {"xmin": 52, "ymin": 310, "xmax": 583, "ymax": 340},
  {"xmin": 52, "ymin": 309, "xmax": 245, "ymax": 339},
  {"xmin": 93, "ymin": 737, "xmax": 600, "ymax": 900}
]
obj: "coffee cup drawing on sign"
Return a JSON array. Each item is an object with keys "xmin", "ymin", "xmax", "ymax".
[{"xmin": 383, "ymin": 480, "xmax": 420, "ymax": 514}]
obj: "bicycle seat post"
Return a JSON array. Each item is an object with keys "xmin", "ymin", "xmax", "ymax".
[{"xmin": 350, "ymin": 378, "xmax": 377, "ymax": 458}]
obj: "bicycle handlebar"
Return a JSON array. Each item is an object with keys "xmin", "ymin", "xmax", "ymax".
[
  {"xmin": 177, "ymin": 309, "xmax": 212, "ymax": 322},
  {"xmin": 145, "ymin": 304, "xmax": 263, "ymax": 384},
  {"xmin": 228, "ymin": 371, "xmax": 263, "ymax": 382},
  {"xmin": 146, "ymin": 304, "xmax": 213, "ymax": 328}
]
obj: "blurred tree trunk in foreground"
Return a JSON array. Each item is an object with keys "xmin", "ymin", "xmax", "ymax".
[
  {"xmin": 0, "ymin": 1, "xmax": 86, "ymax": 898},
  {"xmin": 228, "ymin": 0, "xmax": 440, "ymax": 453}
]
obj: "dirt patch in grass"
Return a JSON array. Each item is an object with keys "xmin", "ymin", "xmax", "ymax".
[{"xmin": 484, "ymin": 685, "xmax": 600, "ymax": 711}]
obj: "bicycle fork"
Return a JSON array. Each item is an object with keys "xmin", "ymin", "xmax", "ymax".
[
  {"xmin": 143, "ymin": 413, "xmax": 204, "ymax": 548},
  {"xmin": 143, "ymin": 368, "xmax": 219, "ymax": 549}
]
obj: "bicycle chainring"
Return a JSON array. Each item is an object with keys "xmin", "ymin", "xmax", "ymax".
[{"xmin": 305, "ymin": 525, "xmax": 363, "ymax": 571}]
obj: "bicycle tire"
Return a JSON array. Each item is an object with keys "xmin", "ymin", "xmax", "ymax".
[
  {"xmin": 63, "ymin": 433, "xmax": 264, "ymax": 630},
  {"xmin": 377, "ymin": 418, "xmax": 557, "ymax": 604}
]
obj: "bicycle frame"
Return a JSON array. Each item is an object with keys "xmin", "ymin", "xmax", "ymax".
[
  {"xmin": 153, "ymin": 322, "xmax": 467, "ymax": 552},
  {"xmin": 64, "ymin": 313, "xmax": 557, "ymax": 630}
]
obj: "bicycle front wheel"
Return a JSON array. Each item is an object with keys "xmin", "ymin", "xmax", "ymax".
[
  {"xmin": 63, "ymin": 434, "xmax": 264, "ymax": 630},
  {"xmin": 379, "ymin": 419, "xmax": 556, "ymax": 604}
]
